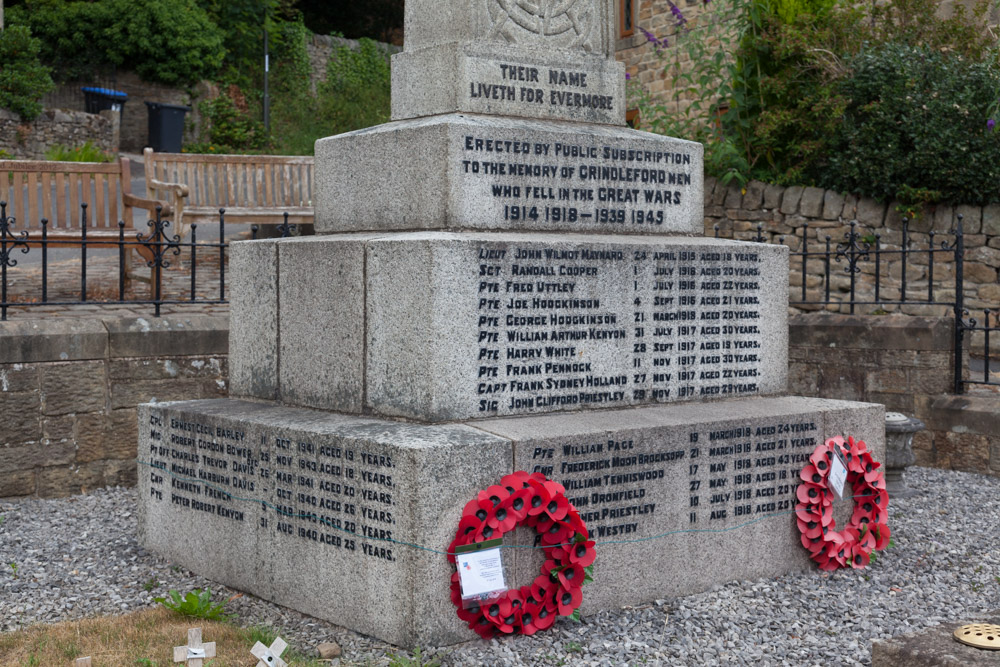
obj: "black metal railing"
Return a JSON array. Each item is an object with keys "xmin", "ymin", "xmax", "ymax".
[
  {"xmin": 718, "ymin": 215, "xmax": 997, "ymax": 394},
  {"xmin": 0, "ymin": 200, "xmax": 297, "ymax": 321}
]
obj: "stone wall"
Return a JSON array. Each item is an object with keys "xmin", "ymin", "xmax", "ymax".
[
  {"xmin": 3, "ymin": 313, "xmax": 996, "ymax": 497},
  {"xmin": 0, "ymin": 108, "xmax": 118, "ymax": 159},
  {"xmin": 788, "ymin": 313, "xmax": 1000, "ymax": 476},
  {"xmin": 704, "ymin": 177, "xmax": 1000, "ymax": 359},
  {"xmin": 42, "ymin": 70, "xmax": 210, "ymax": 153},
  {"xmin": 305, "ymin": 33, "xmax": 401, "ymax": 94},
  {"xmin": 0, "ymin": 317, "xmax": 227, "ymax": 498}
]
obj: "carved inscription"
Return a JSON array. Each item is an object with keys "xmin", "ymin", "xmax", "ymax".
[
  {"xmin": 487, "ymin": 0, "xmax": 601, "ymax": 52},
  {"xmin": 529, "ymin": 420, "xmax": 819, "ymax": 538},
  {"xmin": 468, "ymin": 63, "xmax": 615, "ymax": 112},
  {"xmin": 145, "ymin": 414, "xmax": 399, "ymax": 563},
  {"xmin": 461, "ymin": 134, "xmax": 695, "ymax": 229},
  {"xmin": 476, "ymin": 245, "xmax": 766, "ymax": 415}
]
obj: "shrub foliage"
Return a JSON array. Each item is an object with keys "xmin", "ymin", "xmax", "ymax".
[
  {"xmin": 633, "ymin": 0, "xmax": 1000, "ymax": 203},
  {"xmin": 0, "ymin": 25, "xmax": 55, "ymax": 121}
]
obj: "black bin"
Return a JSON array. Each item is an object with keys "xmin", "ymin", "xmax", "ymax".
[
  {"xmin": 81, "ymin": 87, "xmax": 127, "ymax": 122},
  {"xmin": 145, "ymin": 101, "xmax": 192, "ymax": 153}
]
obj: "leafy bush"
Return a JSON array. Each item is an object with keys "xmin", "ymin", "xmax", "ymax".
[
  {"xmin": 43, "ymin": 141, "xmax": 114, "ymax": 162},
  {"xmin": 9, "ymin": 0, "xmax": 225, "ymax": 86},
  {"xmin": 633, "ymin": 0, "xmax": 1000, "ymax": 199},
  {"xmin": 266, "ymin": 36, "xmax": 391, "ymax": 155},
  {"xmin": 0, "ymin": 25, "xmax": 55, "ymax": 121},
  {"xmin": 192, "ymin": 90, "xmax": 269, "ymax": 152},
  {"xmin": 155, "ymin": 588, "xmax": 233, "ymax": 620},
  {"xmin": 824, "ymin": 44, "xmax": 1000, "ymax": 205}
]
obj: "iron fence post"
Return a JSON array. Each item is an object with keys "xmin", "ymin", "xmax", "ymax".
[{"xmin": 953, "ymin": 214, "xmax": 965, "ymax": 394}]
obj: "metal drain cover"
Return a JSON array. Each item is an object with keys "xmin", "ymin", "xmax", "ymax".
[{"xmin": 954, "ymin": 623, "xmax": 1000, "ymax": 650}]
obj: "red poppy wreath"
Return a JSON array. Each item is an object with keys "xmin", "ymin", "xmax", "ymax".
[
  {"xmin": 796, "ymin": 435, "xmax": 891, "ymax": 571},
  {"xmin": 448, "ymin": 471, "xmax": 595, "ymax": 638}
]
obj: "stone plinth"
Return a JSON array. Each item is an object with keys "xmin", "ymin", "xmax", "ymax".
[
  {"xmin": 393, "ymin": 1, "xmax": 622, "ymax": 124},
  {"xmin": 230, "ymin": 233, "xmax": 788, "ymax": 421},
  {"xmin": 314, "ymin": 115, "xmax": 702, "ymax": 235},
  {"xmin": 138, "ymin": 396, "xmax": 883, "ymax": 648},
  {"xmin": 391, "ymin": 43, "xmax": 626, "ymax": 124}
]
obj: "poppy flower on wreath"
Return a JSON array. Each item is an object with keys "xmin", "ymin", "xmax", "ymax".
[
  {"xmin": 795, "ymin": 436, "xmax": 891, "ymax": 570},
  {"xmin": 449, "ymin": 471, "xmax": 594, "ymax": 638}
]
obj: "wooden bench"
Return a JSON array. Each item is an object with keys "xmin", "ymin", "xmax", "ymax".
[
  {"xmin": 0, "ymin": 158, "xmax": 171, "ymax": 269},
  {"xmin": 143, "ymin": 149, "xmax": 314, "ymax": 238}
]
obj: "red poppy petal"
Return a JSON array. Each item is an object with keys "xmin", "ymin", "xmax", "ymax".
[
  {"xmin": 796, "ymin": 482, "xmax": 826, "ymax": 504},
  {"xmin": 568, "ymin": 540, "xmax": 596, "ymax": 567},
  {"xmin": 810, "ymin": 447, "xmax": 833, "ymax": 475},
  {"xmin": 800, "ymin": 464, "xmax": 826, "ymax": 485},
  {"xmin": 850, "ymin": 544, "xmax": 871, "ymax": 569},
  {"xmin": 874, "ymin": 523, "xmax": 891, "ymax": 550},
  {"xmin": 535, "ymin": 606, "xmax": 557, "ymax": 629},
  {"xmin": 556, "ymin": 585, "xmax": 583, "ymax": 616},
  {"xmin": 558, "ymin": 563, "xmax": 584, "ymax": 589},
  {"xmin": 501, "ymin": 470, "xmax": 531, "ymax": 489}
]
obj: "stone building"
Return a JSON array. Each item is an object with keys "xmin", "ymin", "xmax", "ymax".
[{"xmin": 613, "ymin": 0, "xmax": 1000, "ymax": 125}]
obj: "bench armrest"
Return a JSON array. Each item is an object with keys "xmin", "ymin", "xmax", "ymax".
[
  {"xmin": 148, "ymin": 178, "xmax": 189, "ymax": 200},
  {"xmin": 123, "ymin": 192, "xmax": 174, "ymax": 219}
]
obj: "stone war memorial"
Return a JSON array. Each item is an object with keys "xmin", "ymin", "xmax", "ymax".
[{"xmin": 137, "ymin": 0, "xmax": 884, "ymax": 648}]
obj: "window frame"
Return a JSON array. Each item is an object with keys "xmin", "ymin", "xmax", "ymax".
[{"xmin": 619, "ymin": 0, "xmax": 636, "ymax": 38}]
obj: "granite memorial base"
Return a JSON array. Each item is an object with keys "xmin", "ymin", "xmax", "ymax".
[
  {"xmin": 230, "ymin": 233, "xmax": 788, "ymax": 422},
  {"xmin": 313, "ymin": 114, "xmax": 703, "ymax": 235},
  {"xmin": 138, "ymin": 396, "xmax": 883, "ymax": 647}
]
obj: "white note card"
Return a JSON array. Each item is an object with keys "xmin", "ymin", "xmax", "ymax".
[
  {"xmin": 457, "ymin": 547, "xmax": 506, "ymax": 599},
  {"xmin": 827, "ymin": 448, "xmax": 848, "ymax": 500}
]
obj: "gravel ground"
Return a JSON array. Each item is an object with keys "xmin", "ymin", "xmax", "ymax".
[{"xmin": 2, "ymin": 466, "xmax": 999, "ymax": 666}]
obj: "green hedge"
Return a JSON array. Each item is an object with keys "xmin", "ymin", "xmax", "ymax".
[
  {"xmin": 825, "ymin": 44, "xmax": 1000, "ymax": 205},
  {"xmin": 9, "ymin": 0, "xmax": 225, "ymax": 86},
  {"xmin": 0, "ymin": 25, "xmax": 55, "ymax": 121}
]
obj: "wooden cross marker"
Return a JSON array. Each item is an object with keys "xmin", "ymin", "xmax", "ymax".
[
  {"xmin": 173, "ymin": 628, "xmax": 217, "ymax": 667},
  {"xmin": 74, "ymin": 658, "xmax": 92, "ymax": 667},
  {"xmin": 251, "ymin": 636, "xmax": 289, "ymax": 667}
]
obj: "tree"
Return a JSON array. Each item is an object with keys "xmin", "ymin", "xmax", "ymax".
[{"xmin": 297, "ymin": 0, "xmax": 403, "ymax": 44}]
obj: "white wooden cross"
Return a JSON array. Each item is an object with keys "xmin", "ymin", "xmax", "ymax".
[
  {"xmin": 251, "ymin": 636, "xmax": 289, "ymax": 667},
  {"xmin": 74, "ymin": 659, "xmax": 92, "ymax": 667},
  {"xmin": 173, "ymin": 628, "xmax": 217, "ymax": 667}
]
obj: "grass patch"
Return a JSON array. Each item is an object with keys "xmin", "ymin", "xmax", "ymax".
[{"xmin": 0, "ymin": 607, "xmax": 325, "ymax": 666}]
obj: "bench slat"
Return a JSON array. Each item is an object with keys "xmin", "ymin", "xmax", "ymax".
[
  {"xmin": 12, "ymin": 172, "xmax": 25, "ymax": 229},
  {"xmin": 95, "ymin": 173, "xmax": 107, "ymax": 228},
  {"xmin": 55, "ymin": 172, "xmax": 67, "ymax": 229},
  {"xmin": 39, "ymin": 172, "xmax": 53, "ymax": 225},
  {"xmin": 70, "ymin": 172, "xmax": 82, "ymax": 227},
  {"xmin": 26, "ymin": 172, "xmax": 39, "ymax": 228}
]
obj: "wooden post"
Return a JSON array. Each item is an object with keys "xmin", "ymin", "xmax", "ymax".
[
  {"xmin": 74, "ymin": 659, "xmax": 92, "ymax": 667},
  {"xmin": 173, "ymin": 628, "xmax": 217, "ymax": 667},
  {"xmin": 251, "ymin": 636, "xmax": 288, "ymax": 667}
]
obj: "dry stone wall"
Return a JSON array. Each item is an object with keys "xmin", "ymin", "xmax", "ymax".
[
  {"xmin": 0, "ymin": 317, "xmax": 227, "ymax": 498},
  {"xmin": 787, "ymin": 313, "xmax": 1000, "ymax": 478},
  {"xmin": 0, "ymin": 108, "xmax": 118, "ymax": 159},
  {"xmin": 704, "ymin": 177, "xmax": 1000, "ymax": 323},
  {"xmin": 306, "ymin": 34, "xmax": 401, "ymax": 94}
]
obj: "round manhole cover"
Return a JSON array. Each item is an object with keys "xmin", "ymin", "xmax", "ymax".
[{"xmin": 954, "ymin": 623, "xmax": 1000, "ymax": 650}]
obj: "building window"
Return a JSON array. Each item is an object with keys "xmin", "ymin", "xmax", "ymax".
[
  {"xmin": 626, "ymin": 109, "xmax": 640, "ymax": 129},
  {"xmin": 620, "ymin": 0, "xmax": 636, "ymax": 38}
]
